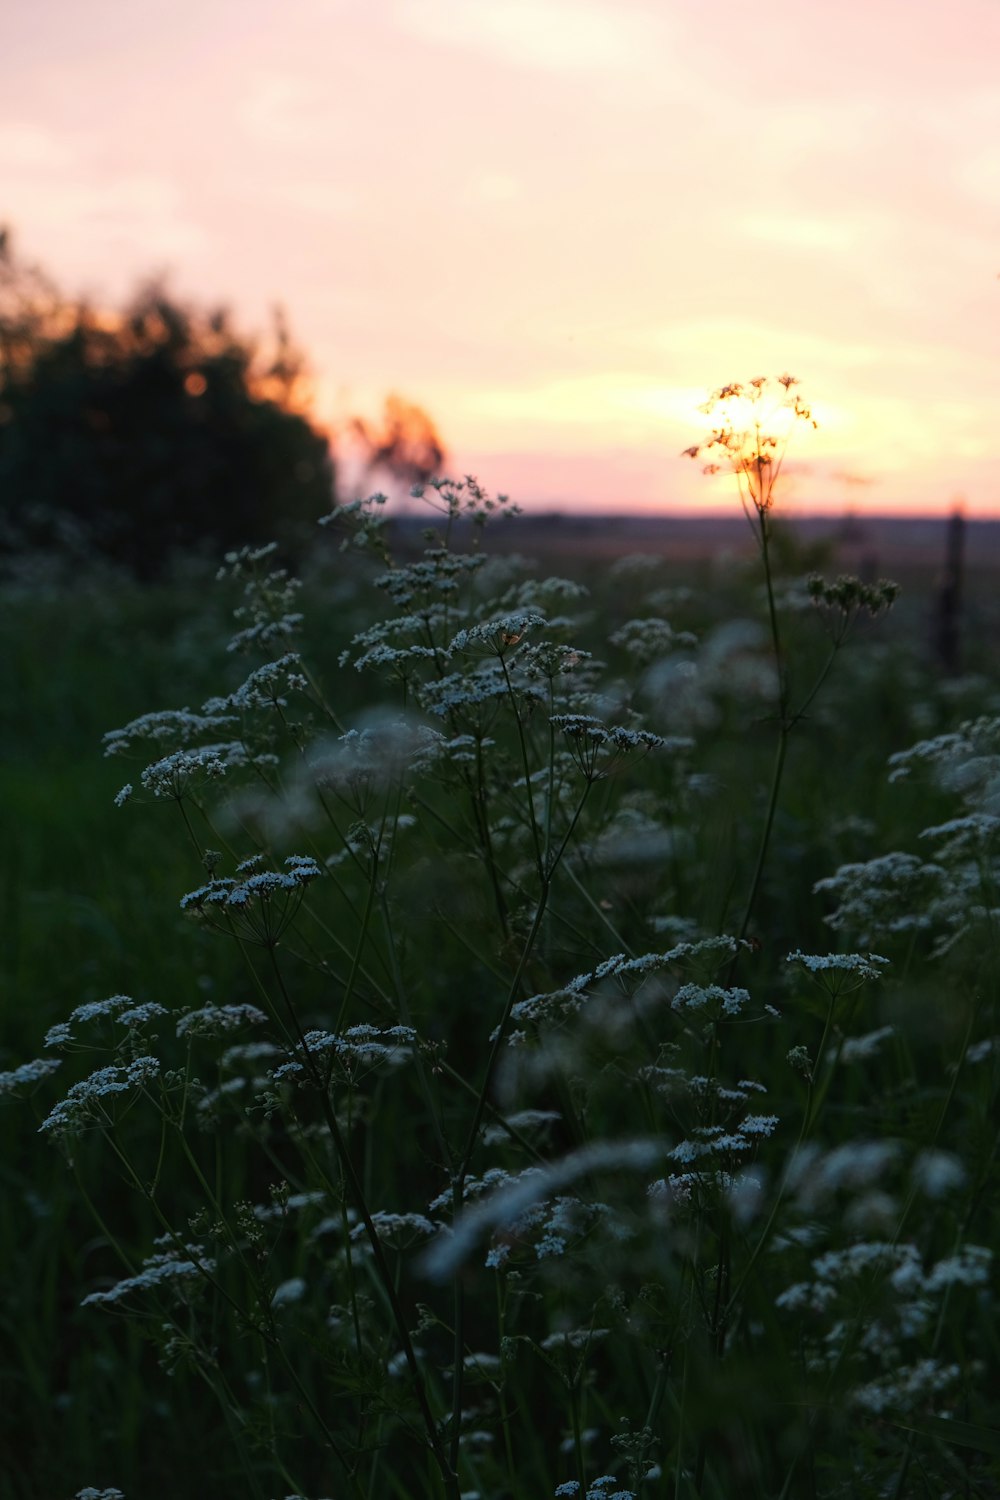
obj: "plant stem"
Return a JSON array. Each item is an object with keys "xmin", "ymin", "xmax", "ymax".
[{"xmin": 266, "ymin": 946, "xmax": 458, "ymax": 1497}]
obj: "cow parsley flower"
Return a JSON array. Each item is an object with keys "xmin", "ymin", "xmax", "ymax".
[
  {"xmin": 540, "ymin": 1328, "xmax": 610, "ymax": 1352},
  {"xmin": 271, "ymin": 1024, "xmax": 417, "ymax": 1086},
  {"xmin": 786, "ymin": 951, "xmax": 889, "ymax": 984},
  {"xmin": 271, "ymin": 1277, "xmax": 308, "ymax": 1307},
  {"xmin": 608, "ymin": 617, "xmax": 697, "ymax": 664},
  {"xmin": 0, "ymin": 1057, "xmax": 62, "ymax": 1096},
  {"xmin": 139, "ymin": 743, "xmax": 247, "ymax": 800},
  {"xmin": 350, "ymin": 1212, "xmax": 437, "ymax": 1247},
  {"xmin": 806, "ymin": 574, "xmax": 899, "ymax": 624},
  {"xmin": 555, "ymin": 1481, "xmax": 636, "ymax": 1500},
  {"xmin": 839, "ymin": 1026, "xmax": 895, "ymax": 1063},
  {"xmin": 852, "ymin": 1358, "xmax": 961, "ymax": 1416},
  {"xmin": 45, "ymin": 994, "xmax": 134, "ymax": 1046},
  {"xmin": 813, "ymin": 855, "xmax": 946, "ymax": 947},
  {"xmin": 888, "ymin": 716, "xmax": 1000, "ymax": 814},
  {"xmin": 39, "ymin": 1057, "xmax": 161, "ymax": 1138},
  {"xmin": 176, "ymin": 1004, "xmax": 268, "ymax": 1040},
  {"xmin": 180, "ymin": 856, "xmax": 319, "ymax": 941},
  {"xmin": 452, "ymin": 609, "xmax": 548, "ymax": 657},
  {"xmin": 549, "ymin": 714, "xmax": 668, "ymax": 782},
  {"xmin": 966, "ymin": 1036, "xmax": 997, "ymax": 1064},
  {"xmin": 103, "ymin": 707, "xmax": 236, "ymax": 757},
  {"xmin": 204, "ymin": 653, "xmax": 308, "ymax": 712},
  {"xmin": 117, "ymin": 1002, "xmax": 169, "ymax": 1030},
  {"xmin": 82, "ymin": 1244, "xmax": 214, "ymax": 1307},
  {"xmin": 373, "ymin": 547, "xmax": 487, "ymax": 607},
  {"xmin": 671, "ymin": 982, "xmax": 750, "ymax": 1017}
]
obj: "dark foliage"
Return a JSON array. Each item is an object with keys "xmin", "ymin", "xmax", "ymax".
[{"xmin": 0, "ymin": 231, "xmax": 335, "ymax": 576}]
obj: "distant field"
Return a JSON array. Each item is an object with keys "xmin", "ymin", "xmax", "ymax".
[{"xmin": 392, "ymin": 509, "xmax": 1000, "ymax": 566}]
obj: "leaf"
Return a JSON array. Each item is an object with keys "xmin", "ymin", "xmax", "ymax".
[{"xmin": 887, "ymin": 1411, "xmax": 1000, "ymax": 1459}]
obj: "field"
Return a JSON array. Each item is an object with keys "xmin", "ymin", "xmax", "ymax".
[{"xmin": 2, "ymin": 491, "xmax": 999, "ymax": 1500}]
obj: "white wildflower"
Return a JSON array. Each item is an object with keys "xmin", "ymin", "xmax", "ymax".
[
  {"xmin": 450, "ymin": 612, "xmax": 546, "ymax": 655},
  {"xmin": 911, "ymin": 1148, "xmax": 966, "ymax": 1197},
  {"xmin": 839, "ymin": 1025, "xmax": 895, "ymax": 1063},
  {"xmin": 176, "ymin": 1004, "xmax": 268, "ymax": 1040},
  {"xmin": 0, "ymin": 1057, "xmax": 61, "ymax": 1095},
  {"xmin": 103, "ymin": 707, "xmax": 236, "ymax": 757},
  {"xmin": 82, "ymin": 1245, "xmax": 213, "ymax": 1307},
  {"xmin": 786, "ymin": 950, "xmax": 889, "ymax": 981},
  {"xmin": 271, "ymin": 1277, "xmax": 308, "ymax": 1307}
]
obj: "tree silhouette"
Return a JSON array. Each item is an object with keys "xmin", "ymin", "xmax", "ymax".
[
  {"xmin": 0, "ymin": 232, "xmax": 336, "ymax": 576},
  {"xmin": 351, "ymin": 392, "xmax": 446, "ymax": 490}
]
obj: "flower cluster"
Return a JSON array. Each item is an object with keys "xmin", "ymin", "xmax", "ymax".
[
  {"xmin": 217, "ymin": 547, "xmax": 304, "ymax": 655},
  {"xmin": 203, "ymin": 653, "xmax": 309, "ymax": 713},
  {"xmin": 887, "ymin": 714, "xmax": 1000, "ymax": 804},
  {"xmin": 134, "ymin": 742, "xmax": 249, "ymax": 801},
  {"xmin": 450, "ymin": 612, "xmax": 547, "ymax": 657},
  {"xmin": 374, "ymin": 548, "xmax": 487, "ymax": 608},
  {"xmin": 608, "ymin": 617, "xmax": 696, "ymax": 664},
  {"xmin": 549, "ymin": 715, "xmax": 669, "ymax": 782},
  {"xmin": 179, "ymin": 855, "xmax": 321, "ymax": 942},
  {"xmin": 0, "ymin": 1056, "xmax": 62, "ymax": 1096},
  {"xmin": 103, "ymin": 707, "xmax": 236, "ymax": 757},
  {"xmin": 82, "ymin": 1242, "xmax": 215, "ymax": 1308},
  {"xmin": 269, "ymin": 1025, "xmax": 417, "ymax": 1086},
  {"xmin": 38, "ymin": 1057, "xmax": 161, "ymax": 1138},
  {"xmin": 554, "ymin": 1472, "xmax": 635, "ymax": 1499},
  {"xmin": 776, "ymin": 1237, "xmax": 991, "ymax": 1410},
  {"xmin": 681, "ymin": 374, "xmax": 816, "ymax": 520},
  {"xmin": 409, "ymin": 473, "xmax": 521, "ymax": 528},
  {"xmin": 813, "ymin": 853, "xmax": 947, "ymax": 948},
  {"xmin": 175, "ymin": 1004, "xmax": 268, "ymax": 1040},
  {"xmin": 44, "ymin": 993, "xmax": 137, "ymax": 1047},
  {"xmin": 806, "ymin": 573, "xmax": 900, "ymax": 621}
]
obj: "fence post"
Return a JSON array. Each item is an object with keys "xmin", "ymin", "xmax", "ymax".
[{"xmin": 935, "ymin": 504, "xmax": 965, "ymax": 675}]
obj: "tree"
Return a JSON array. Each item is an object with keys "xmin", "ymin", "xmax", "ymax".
[
  {"xmin": 0, "ymin": 231, "xmax": 336, "ymax": 577},
  {"xmin": 351, "ymin": 392, "xmax": 446, "ymax": 490}
]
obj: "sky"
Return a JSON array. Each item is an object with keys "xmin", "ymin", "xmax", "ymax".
[{"xmin": 2, "ymin": 0, "xmax": 999, "ymax": 515}]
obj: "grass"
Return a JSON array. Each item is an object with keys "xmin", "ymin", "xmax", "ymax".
[{"xmin": 1, "ymin": 480, "xmax": 998, "ymax": 1500}]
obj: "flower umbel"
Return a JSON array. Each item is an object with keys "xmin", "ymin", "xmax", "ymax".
[{"xmin": 682, "ymin": 374, "xmax": 816, "ymax": 526}]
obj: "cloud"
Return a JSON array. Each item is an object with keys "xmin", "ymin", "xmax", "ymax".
[
  {"xmin": 264, "ymin": 180, "xmax": 356, "ymax": 219},
  {"xmin": 627, "ymin": 318, "xmax": 891, "ymax": 375},
  {"xmin": 457, "ymin": 372, "xmax": 667, "ymax": 436},
  {"xmin": 239, "ymin": 73, "xmax": 321, "ymax": 148},
  {"xmin": 0, "ymin": 118, "xmax": 210, "ymax": 278},
  {"xmin": 17, "ymin": 175, "xmax": 208, "ymax": 259},
  {"xmin": 738, "ymin": 213, "xmax": 867, "ymax": 253},
  {"xmin": 957, "ymin": 143, "xmax": 1000, "ymax": 205},
  {"xmin": 831, "ymin": 470, "xmax": 879, "ymax": 487},
  {"xmin": 465, "ymin": 173, "xmax": 522, "ymax": 206},
  {"xmin": 394, "ymin": 0, "xmax": 669, "ymax": 73},
  {"xmin": 0, "ymin": 121, "xmax": 75, "ymax": 170}
]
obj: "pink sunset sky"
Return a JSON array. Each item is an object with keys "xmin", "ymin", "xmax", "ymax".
[{"xmin": 3, "ymin": 0, "xmax": 999, "ymax": 516}]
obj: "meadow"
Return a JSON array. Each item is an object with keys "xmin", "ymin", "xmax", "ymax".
[{"xmin": 2, "ymin": 465, "xmax": 999, "ymax": 1500}]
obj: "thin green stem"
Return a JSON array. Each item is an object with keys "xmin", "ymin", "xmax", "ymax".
[
  {"xmin": 266, "ymin": 946, "xmax": 457, "ymax": 1496},
  {"xmin": 499, "ymin": 653, "xmax": 545, "ymax": 883}
]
